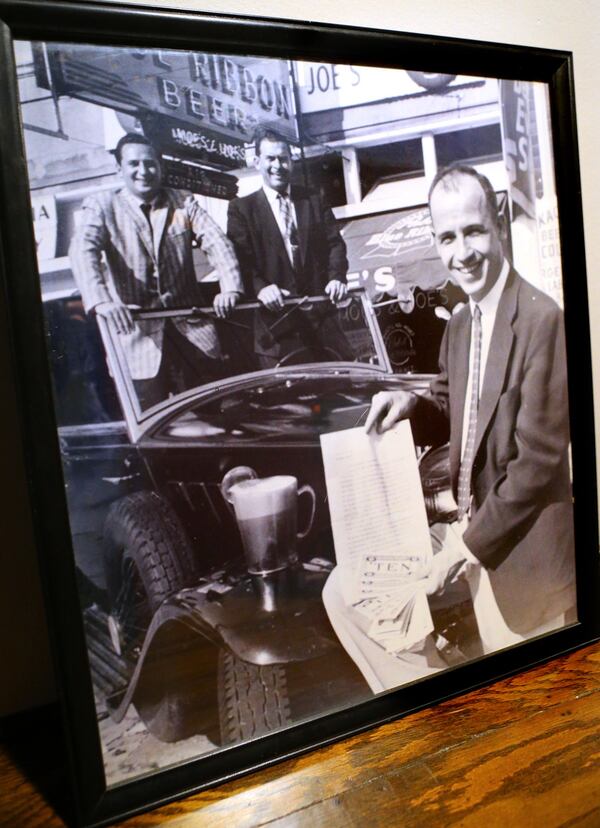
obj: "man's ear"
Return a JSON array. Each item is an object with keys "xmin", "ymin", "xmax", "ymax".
[
  {"xmin": 253, "ymin": 154, "xmax": 261, "ymax": 171},
  {"xmin": 496, "ymin": 212, "xmax": 508, "ymax": 240}
]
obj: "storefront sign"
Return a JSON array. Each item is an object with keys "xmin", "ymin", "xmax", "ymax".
[
  {"xmin": 342, "ymin": 206, "xmax": 449, "ymax": 296},
  {"xmin": 537, "ymin": 195, "xmax": 563, "ymax": 307},
  {"xmin": 160, "ymin": 158, "xmax": 239, "ymax": 200},
  {"xmin": 295, "ymin": 62, "xmax": 464, "ymax": 114},
  {"xmin": 31, "ymin": 194, "xmax": 57, "ymax": 260},
  {"xmin": 142, "ymin": 112, "xmax": 247, "ymax": 171},
  {"xmin": 341, "ymin": 205, "xmax": 472, "ymax": 373},
  {"xmin": 39, "ymin": 44, "xmax": 297, "ymax": 161}
]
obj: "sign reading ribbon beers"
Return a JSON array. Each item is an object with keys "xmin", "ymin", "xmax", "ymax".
[{"xmin": 36, "ymin": 43, "xmax": 298, "ymax": 169}]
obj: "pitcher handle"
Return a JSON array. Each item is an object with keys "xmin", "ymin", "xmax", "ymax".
[{"xmin": 297, "ymin": 484, "xmax": 316, "ymax": 539}]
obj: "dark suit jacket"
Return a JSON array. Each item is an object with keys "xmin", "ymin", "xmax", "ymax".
[
  {"xmin": 411, "ymin": 268, "xmax": 575, "ymax": 633},
  {"xmin": 226, "ymin": 186, "xmax": 348, "ymax": 298}
]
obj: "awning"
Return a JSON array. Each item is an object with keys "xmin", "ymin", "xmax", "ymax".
[{"xmin": 341, "ymin": 205, "xmax": 451, "ymax": 297}]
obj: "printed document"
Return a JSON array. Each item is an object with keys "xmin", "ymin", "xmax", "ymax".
[{"xmin": 320, "ymin": 422, "xmax": 434, "ymax": 652}]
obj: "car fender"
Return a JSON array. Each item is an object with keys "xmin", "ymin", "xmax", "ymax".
[{"xmin": 109, "ymin": 567, "xmax": 338, "ymax": 723}]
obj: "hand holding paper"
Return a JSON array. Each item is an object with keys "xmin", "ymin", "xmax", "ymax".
[{"xmin": 320, "ymin": 422, "xmax": 435, "ymax": 653}]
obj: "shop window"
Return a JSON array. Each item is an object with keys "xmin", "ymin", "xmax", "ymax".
[
  {"xmin": 293, "ymin": 152, "xmax": 346, "ymax": 207},
  {"xmin": 435, "ymin": 124, "xmax": 502, "ymax": 168},
  {"xmin": 357, "ymin": 139, "xmax": 424, "ymax": 197}
]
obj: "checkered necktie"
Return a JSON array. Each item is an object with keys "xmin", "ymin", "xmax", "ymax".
[
  {"xmin": 457, "ymin": 304, "xmax": 482, "ymax": 520},
  {"xmin": 277, "ymin": 193, "xmax": 300, "ymax": 271}
]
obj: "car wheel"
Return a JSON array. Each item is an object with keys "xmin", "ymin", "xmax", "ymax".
[
  {"xmin": 103, "ymin": 491, "xmax": 196, "ymax": 653},
  {"xmin": 217, "ymin": 650, "xmax": 292, "ymax": 744}
]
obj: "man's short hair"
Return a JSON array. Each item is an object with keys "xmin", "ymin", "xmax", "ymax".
[
  {"xmin": 253, "ymin": 125, "xmax": 292, "ymax": 156},
  {"xmin": 428, "ymin": 163, "xmax": 500, "ymax": 225},
  {"xmin": 113, "ymin": 133, "xmax": 158, "ymax": 165}
]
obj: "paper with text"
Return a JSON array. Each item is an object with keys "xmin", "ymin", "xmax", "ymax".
[
  {"xmin": 320, "ymin": 422, "xmax": 433, "ymax": 600},
  {"xmin": 320, "ymin": 422, "xmax": 434, "ymax": 651}
]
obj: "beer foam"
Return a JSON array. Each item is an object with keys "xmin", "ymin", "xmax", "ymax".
[{"xmin": 231, "ymin": 475, "xmax": 297, "ymax": 520}]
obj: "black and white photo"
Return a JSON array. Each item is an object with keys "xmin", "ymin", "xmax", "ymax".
[{"xmin": 0, "ymin": 4, "xmax": 596, "ymax": 824}]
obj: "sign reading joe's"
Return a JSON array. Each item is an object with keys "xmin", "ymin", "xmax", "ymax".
[{"xmin": 35, "ymin": 44, "xmax": 298, "ymax": 168}]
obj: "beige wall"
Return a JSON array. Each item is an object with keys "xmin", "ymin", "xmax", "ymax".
[{"xmin": 2, "ymin": 0, "xmax": 599, "ymax": 716}]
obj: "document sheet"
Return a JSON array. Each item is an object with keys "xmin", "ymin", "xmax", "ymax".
[{"xmin": 320, "ymin": 422, "xmax": 434, "ymax": 652}]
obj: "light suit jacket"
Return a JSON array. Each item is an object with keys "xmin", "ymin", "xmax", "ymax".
[
  {"xmin": 70, "ymin": 187, "xmax": 242, "ymax": 379},
  {"xmin": 411, "ymin": 268, "xmax": 575, "ymax": 633}
]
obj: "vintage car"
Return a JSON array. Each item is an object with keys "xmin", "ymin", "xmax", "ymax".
[{"xmin": 53, "ymin": 291, "xmax": 460, "ymax": 746}]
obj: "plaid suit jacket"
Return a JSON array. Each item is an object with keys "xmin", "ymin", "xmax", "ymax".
[{"xmin": 69, "ymin": 187, "xmax": 242, "ymax": 379}]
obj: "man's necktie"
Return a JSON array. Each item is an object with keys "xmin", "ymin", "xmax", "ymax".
[
  {"xmin": 140, "ymin": 202, "xmax": 153, "ymax": 236},
  {"xmin": 140, "ymin": 203, "xmax": 168, "ymax": 303},
  {"xmin": 457, "ymin": 303, "xmax": 482, "ymax": 520},
  {"xmin": 277, "ymin": 193, "xmax": 301, "ymax": 271}
]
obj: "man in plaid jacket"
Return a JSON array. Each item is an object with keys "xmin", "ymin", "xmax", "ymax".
[{"xmin": 70, "ymin": 133, "xmax": 243, "ymax": 408}]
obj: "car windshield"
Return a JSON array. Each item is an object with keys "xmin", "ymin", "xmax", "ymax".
[
  {"xmin": 96, "ymin": 292, "xmax": 389, "ymax": 423},
  {"xmin": 157, "ymin": 373, "xmax": 427, "ymax": 442}
]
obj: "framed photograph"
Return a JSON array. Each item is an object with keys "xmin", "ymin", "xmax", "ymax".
[{"xmin": 1, "ymin": 0, "xmax": 598, "ymax": 824}]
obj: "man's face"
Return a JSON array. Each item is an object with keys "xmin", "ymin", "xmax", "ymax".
[
  {"xmin": 118, "ymin": 143, "xmax": 162, "ymax": 202},
  {"xmin": 430, "ymin": 173, "xmax": 505, "ymax": 303},
  {"xmin": 254, "ymin": 138, "xmax": 292, "ymax": 193}
]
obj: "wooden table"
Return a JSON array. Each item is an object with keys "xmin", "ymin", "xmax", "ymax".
[{"xmin": 2, "ymin": 641, "xmax": 600, "ymax": 827}]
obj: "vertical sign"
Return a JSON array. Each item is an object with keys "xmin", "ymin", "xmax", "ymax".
[{"xmin": 500, "ymin": 80, "xmax": 538, "ymax": 219}]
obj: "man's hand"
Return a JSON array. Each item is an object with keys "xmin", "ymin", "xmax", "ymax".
[
  {"xmin": 257, "ymin": 284, "xmax": 290, "ymax": 311},
  {"xmin": 95, "ymin": 301, "xmax": 135, "ymax": 335},
  {"xmin": 324, "ymin": 279, "xmax": 348, "ymax": 303},
  {"xmin": 213, "ymin": 291, "xmax": 240, "ymax": 319},
  {"xmin": 424, "ymin": 522, "xmax": 477, "ymax": 596},
  {"xmin": 364, "ymin": 390, "xmax": 418, "ymax": 434},
  {"xmin": 424, "ymin": 544, "xmax": 469, "ymax": 596}
]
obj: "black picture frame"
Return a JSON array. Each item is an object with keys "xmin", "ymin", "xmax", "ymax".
[{"xmin": 0, "ymin": 1, "xmax": 598, "ymax": 826}]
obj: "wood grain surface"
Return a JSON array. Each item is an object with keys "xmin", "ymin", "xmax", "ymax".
[{"xmin": 2, "ymin": 642, "xmax": 600, "ymax": 827}]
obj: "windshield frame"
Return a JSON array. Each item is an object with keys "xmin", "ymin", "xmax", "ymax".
[{"xmin": 96, "ymin": 290, "xmax": 393, "ymax": 442}]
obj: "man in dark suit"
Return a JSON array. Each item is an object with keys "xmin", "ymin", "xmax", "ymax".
[
  {"xmin": 70, "ymin": 133, "xmax": 243, "ymax": 409},
  {"xmin": 365, "ymin": 163, "xmax": 576, "ymax": 656},
  {"xmin": 227, "ymin": 127, "xmax": 350, "ymax": 366}
]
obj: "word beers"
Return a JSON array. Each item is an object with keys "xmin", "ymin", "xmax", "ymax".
[{"xmin": 230, "ymin": 475, "xmax": 316, "ymax": 575}]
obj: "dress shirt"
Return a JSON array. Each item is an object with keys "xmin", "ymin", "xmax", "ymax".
[{"xmin": 262, "ymin": 184, "xmax": 298, "ymax": 267}]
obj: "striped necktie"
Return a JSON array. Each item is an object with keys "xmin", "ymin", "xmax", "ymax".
[
  {"xmin": 457, "ymin": 304, "xmax": 482, "ymax": 520},
  {"xmin": 277, "ymin": 193, "xmax": 300, "ymax": 271}
]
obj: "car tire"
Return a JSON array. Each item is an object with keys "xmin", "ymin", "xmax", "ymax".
[
  {"xmin": 217, "ymin": 650, "xmax": 292, "ymax": 744},
  {"xmin": 103, "ymin": 491, "xmax": 196, "ymax": 650}
]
